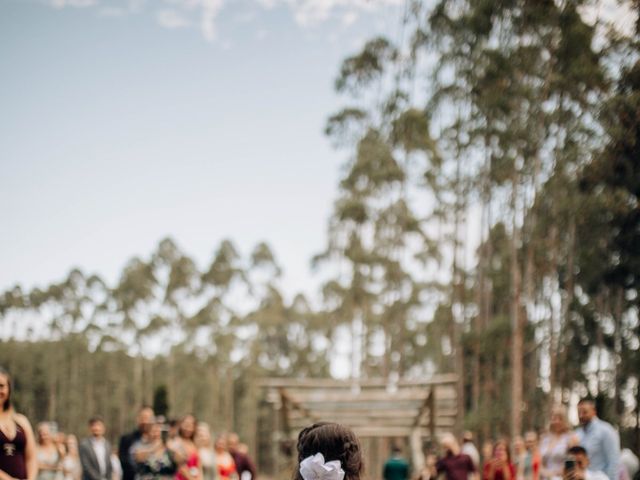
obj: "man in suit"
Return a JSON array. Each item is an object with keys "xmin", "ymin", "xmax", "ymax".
[
  {"xmin": 79, "ymin": 416, "xmax": 112, "ymax": 480},
  {"xmin": 118, "ymin": 406, "xmax": 154, "ymax": 480}
]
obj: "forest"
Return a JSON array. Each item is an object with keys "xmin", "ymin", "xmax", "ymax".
[{"xmin": 1, "ymin": 0, "xmax": 639, "ymax": 455}]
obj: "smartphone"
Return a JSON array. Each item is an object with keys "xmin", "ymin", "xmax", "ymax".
[
  {"xmin": 161, "ymin": 428, "xmax": 169, "ymax": 444},
  {"xmin": 564, "ymin": 459, "xmax": 576, "ymax": 472}
]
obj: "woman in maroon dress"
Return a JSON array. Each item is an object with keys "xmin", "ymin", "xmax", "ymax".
[{"xmin": 0, "ymin": 367, "xmax": 38, "ymax": 480}]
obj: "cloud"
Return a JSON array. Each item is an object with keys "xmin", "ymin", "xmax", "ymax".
[
  {"xmin": 156, "ymin": 8, "xmax": 191, "ymax": 28},
  {"xmin": 255, "ymin": 0, "xmax": 403, "ymax": 27},
  {"xmin": 43, "ymin": 0, "xmax": 404, "ymax": 42},
  {"xmin": 98, "ymin": 6, "xmax": 126, "ymax": 16},
  {"xmin": 51, "ymin": 0, "xmax": 98, "ymax": 8},
  {"xmin": 341, "ymin": 10, "xmax": 358, "ymax": 26},
  {"xmin": 201, "ymin": 0, "xmax": 224, "ymax": 42}
]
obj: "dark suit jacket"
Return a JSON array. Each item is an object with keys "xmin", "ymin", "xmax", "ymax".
[
  {"xmin": 118, "ymin": 429, "xmax": 142, "ymax": 480},
  {"xmin": 79, "ymin": 437, "xmax": 113, "ymax": 480}
]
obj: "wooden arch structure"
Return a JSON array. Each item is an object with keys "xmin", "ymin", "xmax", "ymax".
[{"xmin": 256, "ymin": 374, "xmax": 458, "ymax": 480}]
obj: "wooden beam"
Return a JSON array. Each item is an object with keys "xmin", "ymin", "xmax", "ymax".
[
  {"xmin": 294, "ymin": 401, "xmax": 425, "ymax": 411},
  {"xmin": 259, "ymin": 374, "xmax": 458, "ymax": 390},
  {"xmin": 279, "ymin": 387, "xmax": 317, "ymax": 424},
  {"xmin": 288, "ymin": 416, "xmax": 456, "ymax": 429},
  {"xmin": 282, "ymin": 388, "xmax": 434, "ymax": 403}
]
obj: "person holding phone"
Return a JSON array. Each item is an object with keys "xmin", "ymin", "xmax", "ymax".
[
  {"xmin": 564, "ymin": 446, "xmax": 607, "ymax": 480},
  {"xmin": 131, "ymin": 420, "xmax": 176, "ymax": 480}
]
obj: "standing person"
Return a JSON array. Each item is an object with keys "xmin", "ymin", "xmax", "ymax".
[
  {"xmin": 563, "ymin": 445, "xmax": 608, "ymax": 480},
  {"xmin": 79, "ymin": 417, "xmax": 112, "ymax": 480},
  {"xmin": 194, "ymin": 425, "xmax": 216, "ymax": 480},
  {"xmin": 417, "ymin": 454, "xmax": 438, "ymax": 480},
  {"xmin": 383, "ymin": 446, "xmax": 410, "ymax": 480},
  {"xmin": 62, "ymin": 435, "xmax": 82, "ymax": 480},
  {"xmin": 169, "ymin": 415, "xmax": 200, "ymax": 480},
  {"xmin": 540, "ymin": 406, "xmax": 577, "ymax": 480},
  {"xmin": 483, "ymin": 441, "xmax": 515, "ymax": 480},
  {"xmin": 516, "ymin": 432, "xmax": 540, "ymax": 480},
  {"xmin": 515, "ymin": 435, "xmax": 541, "ymax": 480},
  {"xmin": 433, "ymin": 433, "xmax": 476, "ymax": 480},
  {"xmin": 227, "ymin": 434, "xmax": 255, "ymax": 480},
  {"xmin": 482, "ymin": 442, "xmax": 494, "ymax": 469},
  {"xmin": 0, "ymin": 367, "xmax": 38, "ymax": 480},
  {"xmin": 462, "ymin": 433, "xmax": 481, "ymax": 471},
  {"xmin": 212, "ymin": 436, "xmax": 234, "ymax": 480},
  {"xmin": 36, "ymin": 424, "xmax": 63, "ymax": 480},
  {"xmin": 131, "ymin": 420, "xmax": 177, "ymax": 480},
  {"xmin": 119, "ymin": 407, "xmax": 155, "ymax": 480},
  {"xmin": 294, "ymin": 422, "xmax": 364, "ymax": 480},
  {"xmin": 575, "ymin": 398, "xmax": 620, "ymax": 480},
  {"xmin": 110, "ymin": 454, "xmax": 122, "ymax": 480}
]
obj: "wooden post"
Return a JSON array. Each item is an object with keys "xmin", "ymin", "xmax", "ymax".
[{"xmin": 429, "ymin": 388, "xmax": 436, "ymax": 440}]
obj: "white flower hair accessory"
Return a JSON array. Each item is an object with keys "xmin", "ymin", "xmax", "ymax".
[{"xmin": 299, "ymin": 453, "xmax": 345, "ymax": 480}]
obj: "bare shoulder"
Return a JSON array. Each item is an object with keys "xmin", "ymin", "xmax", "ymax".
[{"xmin": 13, "ymin": 413, "xmax": 33, "ymax": 430}]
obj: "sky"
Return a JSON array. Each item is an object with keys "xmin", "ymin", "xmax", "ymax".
[
  {"xmin": 1, "ymin": 0, "xmax": 636, "ymax": 305},
  {"xmin": 0, "ymin": 0, "xmax": 406, "ymax": 300}
]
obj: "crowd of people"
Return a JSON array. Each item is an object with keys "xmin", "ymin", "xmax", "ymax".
[
  {"xmin": 387, "ymin": 400, "xmax": 640, "ymax": 480},
  {"xmin": 0, "ymin": 369, "xmax": 256, "ymax": 480},
  {"xmin": 3, "ymin": 366, "xmax": 640, "ymax": 480}
]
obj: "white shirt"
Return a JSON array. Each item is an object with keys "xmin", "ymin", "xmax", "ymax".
[
  {"xmin": 586, "ymin": 470, "xmax": 609, "ymax": 480},
  {"xmin": 462, "ymin": 443, "xmax": 480, "ymax": 468},
  {"xmin": 90, "ymin": 437, "xmax": 107, "ymax": 476}
]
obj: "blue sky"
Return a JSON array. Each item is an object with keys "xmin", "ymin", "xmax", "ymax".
[{"xmin": 0, "ymin": 0, "xmax": 404, "ymax": 299}]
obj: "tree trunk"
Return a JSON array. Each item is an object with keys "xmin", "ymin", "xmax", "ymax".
[
  {"xmin": 510, "ymin": 170, "xmax": 523, "ymax": 441},
  {"xmin": 557, "ymin": 218, "xmax": 575, "ymax": 394}
]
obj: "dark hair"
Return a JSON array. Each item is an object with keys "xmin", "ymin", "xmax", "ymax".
[
  {"xmin": 568, "ymin": 446, "xmax": 588, "ymax": 457},
  {"xmin": 0, "ymin": 367, "xmax": 11, "ymax": 412},
  {"xmin": 294, "ymin": 423, "xmax": 363, "ymax": 480},
  {"xmin": 578, "ymin": 398, "xmax": 596, "ymax": 407},
  {"xmin": 178, "ymin": 414, "xmax": 197, "ymax": 441},
  {"xmin": 88, "ymin": 416, "xmax": 104, "ymax": 426}
]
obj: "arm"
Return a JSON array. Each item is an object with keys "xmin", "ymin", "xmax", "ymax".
[
  {"xmin": 15, "ymin": 414, "xmax": 38, "ymax": 480},
  {"xmin": 119, "ymin": 436, "xmax": 135, "ymax": 478},
  {"xmin": 484, "ymin": 462, "xmax": 496, "ymax": 480},
  {"xmin": 602, "ymin": 428, "xmax": 620, "ymax": 480},
  {"xmin": 0, "ymin": 470, "xmax": 18, "ymax": 480},
  {"xmin": 177, "ymin": 459, "xmax": 201, "ymax": 480},
  {"xmin": 469, "ymin": 455, "xmax": 480, "ymax": 480},
  {"xmin": 246, "ymin": 456, "xmax": 257, "ymax": 480},
  {"xmin": 502, "ymin": 464, "xmax": 514, "ymax": 480}
]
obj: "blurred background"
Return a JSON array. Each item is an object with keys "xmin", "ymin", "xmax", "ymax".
[{"xmin": 1, "ymin": 0, "xmax": 640, "ymax": 477}]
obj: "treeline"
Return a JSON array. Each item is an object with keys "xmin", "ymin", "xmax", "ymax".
[
  {"xmin": 1, "ymin": 0, "xmax": 640, "ymax": 454},
  {"xmin": 0, "ymin": 239, "xmax": 332, "ymax": 447},
  {"xmin": 319, "ymin": 0, "xmax": 640, "ymax": 449}
]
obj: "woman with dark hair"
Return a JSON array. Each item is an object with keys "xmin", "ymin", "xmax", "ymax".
[
  {"xmin": 168, "ymin": 416, "xmax": 200, "ymax": 480},
  {"xmin": 131, "ymin": 420, "xmax": 177, "ymax": 480},
  {"xmin": 294, "ymin": 422, "xmax": 364, "ymax": 480},
  {"xmin": 0, "ymin": 367, "xmax": 38, "ymax": 480},
  {"xmin": 483, "ymin": 441, "xmax": 515, "ymax": 480}
]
